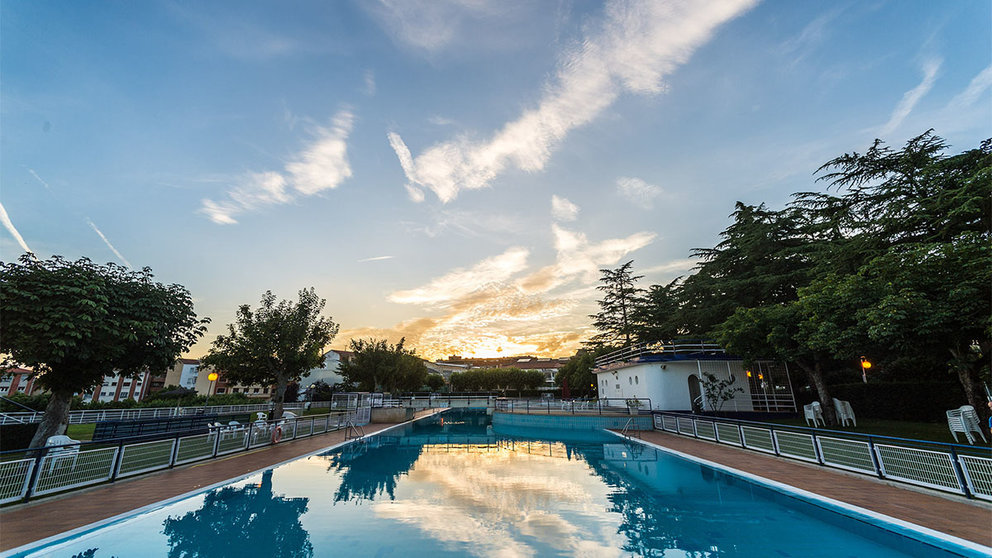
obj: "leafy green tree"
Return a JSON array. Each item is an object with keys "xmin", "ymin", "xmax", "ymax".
[
  {"xmin": 425, "ymin": 374, "xmax": 445, "ymax": 391},
  {"xmin": 554, "ymin": 351, "xmax": 598, "ymax": 398},
  {"xmin": 0, "ymin": 255, "xmax": 207, "ymax": 448},
  {"xmin": 337, "ymin": 338, "xmax": 427, "ymax": 393},
  {"xmin": 797, "ymin": 133, "xmax": 991, "ymax": 422},
  {"xmin": 631, "ymin": 279, "xmax": 685, "ymax": 343},
  {"xmin": 448, "ymin": 368, "xmax": 544, "ymax": 393},
  {"xmin": 202, "ymin": 288, "xmax": 337, "ymax": 420},
  {"xmin": 589, "ymin": 261, "xmax": 643, "ymax": 348}
]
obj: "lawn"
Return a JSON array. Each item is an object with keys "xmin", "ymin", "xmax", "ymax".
[{"xmin": 65, "ymin": 423, "xmax": 96, "ymax": 441}]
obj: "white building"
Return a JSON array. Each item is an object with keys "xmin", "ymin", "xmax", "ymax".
[
  {"xmin": 594, "ymin": 342, "xmax": 796, "ymax": 413},
  {"xmin": 303, "ymin": 349, "xmax": 352, "ymax": 388}
]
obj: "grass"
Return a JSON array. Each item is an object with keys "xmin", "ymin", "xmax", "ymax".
[
  {"xmin": 65, "ymin": 423, "xmax": 96, "ymax": 441},
  {"xmin": 764, "ymin": 417, "xmax": 991, "ymax": 448}
]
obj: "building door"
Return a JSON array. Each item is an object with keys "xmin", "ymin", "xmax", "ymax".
[{"xmin": 687, "ymin": 375, "xmax": 702, "ymax": 413}]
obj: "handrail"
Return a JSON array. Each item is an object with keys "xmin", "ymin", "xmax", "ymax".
[
  {"xmin": 651, "ymin": 410, "xmax": 992, "ymax": 500},
  {"xmin": 595, "ymin": 340, "xmax": 726, "ymax": 368},
  {"xmin": 0, "ymin": 407, "xmax": 378, "ymax": 505}
]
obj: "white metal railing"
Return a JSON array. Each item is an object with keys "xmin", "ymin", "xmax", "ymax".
[
  {"xmin": 0, "ymin": 402, "xmax": 319, "ymax": 426},
  {"xmin": 0, "ymin": 405, "xmax": 376, "ymax": 503},
  {"xmin": 652, "ymin": 411, "xmax": 992, "ymax": 501},
  {"xmin": 595, "ymin": 340, "xmax": 726, "ymax": 368}
]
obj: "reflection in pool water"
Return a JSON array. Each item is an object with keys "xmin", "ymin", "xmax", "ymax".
[{"xmin": 19, "ymin": 410, "xmax": 969, "ymax": 557}]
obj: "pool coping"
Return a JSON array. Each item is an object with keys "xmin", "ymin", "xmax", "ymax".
[
  {"xmin": 0, "ymin": 411, "xmax": 443, "ymax": 558},
  {"xmin": 611, "ymin": 430, "xmax": 992, "ymax": 558}
]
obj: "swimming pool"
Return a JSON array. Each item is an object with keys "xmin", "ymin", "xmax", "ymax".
[{"xmin": 6, "ymin": 409, "xmax": 987, "ymax": 557}]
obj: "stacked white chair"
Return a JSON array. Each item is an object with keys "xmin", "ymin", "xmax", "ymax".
[
  {"xmin": 803, "ymin": 402, "xmax": 824, "ymax": 427},
  {"xmin": 832, "ymin": 398, "xmax": 857, "ymax": 427},
  {"xmin": 947, "ymin": 405, "xmax": 987, "ymax": 444}
]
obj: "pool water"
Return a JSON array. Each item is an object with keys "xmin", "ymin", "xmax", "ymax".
[{"xmin": 9, "ymin": 410, "xmax": 980, "ymax": 557}]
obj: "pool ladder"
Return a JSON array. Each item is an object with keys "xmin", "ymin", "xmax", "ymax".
[
  {"xmin": 620, "ymin": 417, "xmax": 640, "ymax": 439},
  {"xmin": 344, "ymin": 420, "xmax": 365, "ymax": 440}
]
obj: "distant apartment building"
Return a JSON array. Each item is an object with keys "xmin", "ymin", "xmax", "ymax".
[
  {"xmin": 302, "ymin": 349, "xmax": 353, "ymax": 388},
  {"xmin": 80, "ymin": 371, "xmax": 155, "ymax": 403},
  {"xmin": 0, "ymin": 368, "xmax": 40, "ymax": 397},
  {"xmin": 159, "ymin": 358, "xmax": 273, "ymax": 399}
]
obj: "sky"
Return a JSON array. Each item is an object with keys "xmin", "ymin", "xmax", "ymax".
[{"xmin": 2, "ymin": 1, "xmax": 990, "ymax": 361}]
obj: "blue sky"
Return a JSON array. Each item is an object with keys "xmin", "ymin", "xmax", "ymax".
[{"xmin": 2, "ymin": 0, "xmax": 990, "ymax": 360}]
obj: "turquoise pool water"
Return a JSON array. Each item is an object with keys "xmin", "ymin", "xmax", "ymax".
[{"xmin": 8, "ymin": 410, "xmax": 984, "ymax": 557}]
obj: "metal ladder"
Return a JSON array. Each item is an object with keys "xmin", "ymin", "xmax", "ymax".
[
  {"xmin": 620, "ymin": 417, "xmax": 640, "ymax": 439},
  {"xmin": 344, "ymin": 420, "xmax": 365, "ymax": 440}
]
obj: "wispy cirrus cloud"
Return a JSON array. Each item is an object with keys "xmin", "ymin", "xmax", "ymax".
[
  {"xmin": 389, "ymin": 0, "xmax": 757, "ymax": 203},
  {"xmin": 200, "ymin": 110, "xmax": 354, "ymax": 224},
  {"xmin": 358, "ymin": 255, "xmax": 394, "ymax": 263},
  {"xmin": 0, "ymin": 201, "xmax": 33, "ymax": 255},
  {"xmin": 879, "ymin": 58, "xmax": 941, "ymax": 136},
  {"xmin": 616, "ymin": 177, "xmax": 663, "ymax": 209},
  {"xmin": 945, "ymin": 63, "xmax": 992, "ymax": 110},
  {"xmin": 86, "ymin": 219, "xmax": 133, "ymax": 269}
]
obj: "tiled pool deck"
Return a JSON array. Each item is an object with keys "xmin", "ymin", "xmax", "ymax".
[{"xmin": 1, "ymin": 415, "xmax": 989, "ymax": 552}]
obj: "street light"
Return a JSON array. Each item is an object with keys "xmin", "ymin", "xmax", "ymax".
[
  {"xmin": 860, "ymin": 357, "xmax": 871, "ymax": 384},
  {"xmin": 204, "ymin": 372, "xmax": 219, "ymax": 408}
]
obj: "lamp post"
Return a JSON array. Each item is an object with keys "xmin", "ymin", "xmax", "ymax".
[
  {"xmin": 859, "ymin": 356, "xmax": 871, "ymax": 384},
  {"xmin": 204, "ymin": 372, "xmax": 219, "ymax": 409}
]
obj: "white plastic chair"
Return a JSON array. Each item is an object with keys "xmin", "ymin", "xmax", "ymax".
[
  {"xmin": 44, "ymin": 434, "xmax": 80, "ymax": 471},
  {"xmin": 833, "ymin": 398, "xmax": 857, "ymax": 427},
  {"xmin": 948, "ymin": 406, "xmax": 987, "ymax": 445},
  {"xmin": 255, "ymin": 412, "xmax": 268, "ymax": 421},
  {"xmin": 803, "ymin": 402, "xmax": 824, "ymax": 427}
]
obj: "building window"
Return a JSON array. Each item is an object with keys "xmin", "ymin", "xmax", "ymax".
[
  {"xmin": 635, "ymin": 376, "xmax": 639, "ymax": 385},
  {"xmin": 216, "ymin": 388, "xmax": 226, "ymax": 394},
  {"xmin": 253, "ymin": 388, "xmax": 260, "ymax": 394},
  {"xmin": 628, "ymin": 377, "xmax": 632, "ymax": 385},
  {"xmin": 233, "ymin": 388, "xmax": 240, "ymax": 393}
]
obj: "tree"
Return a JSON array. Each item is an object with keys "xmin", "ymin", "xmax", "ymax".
[
  {"xmin": 337, "ymin": 338, "xmax": 427, "ymax": 393},
  {"xmin": 554, "ymin": 351, "xmax": 598, "ymax": 398},
  {"xmin": 425, "ymin": 374, "xmax": 445, "ymax": 392},
  {"xmin": 631, "ymin": 279, "xmax": 685, "ymax": 343},
  {"xmin": 0, "ymin": 255, "xmax": 207, "ymax": 448},
  {"xmin": 589, "ymin": 261, "xmax": 643, "ymax": 348},
  {"xmin": 202, "ymin": 289, "xmax": 337, "ymax": 420}
]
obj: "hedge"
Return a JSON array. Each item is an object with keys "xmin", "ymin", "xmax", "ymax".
[{"xmin": 797, "ymin": 382, "xmax": 968, "ymax": 422}]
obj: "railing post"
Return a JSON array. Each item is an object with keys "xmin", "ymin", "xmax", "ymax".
[
  {"xmin": 867, "ymin": 436, "xmax": 884, "ymax": 479},
  {"xmin": 948, "ymin": 446, "xmax": 973, "ymax": 499},
  {"xmin": 23, "ymin": 451, "xmax": 44, "ymax": 502},
  {"xmin": 110, "ymin": 439, "xmax": 125, "ymax": 482}
]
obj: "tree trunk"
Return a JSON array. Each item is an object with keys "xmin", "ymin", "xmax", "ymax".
[
  {"xmin": 950, "ymin": 347, "xmax": 990, "ymax": 429},
  {"xmin": 271, "ymin": 374, "xmax": 288, "ymax": 421},
  {"xmin": 28, "ymin": 390, "xmax": 72, "ymax": 449},
  {"xmin": 796, "ymin": 359, "xmax": 837, "ymax": 426}
]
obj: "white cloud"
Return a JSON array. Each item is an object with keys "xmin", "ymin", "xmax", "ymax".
[
  {"xmin": 200, "ymin": 110, "xmax": 354, "ymax": 224},
  {"xmin": 364, "ymin": 69, "xmax": 376, "ymax": 96},
  {"xmin": 286, "ymin": 111, "xmax": 354, "ymax": 196},
  {"xmin": 389, "ymin": 247, "xmax": 530, "ymax": 306},
  {"xmin": 358, "ymin": 255, "xmax": 394, "ymax": 262},
  {"xmin": 616, "ymin": 176, "xmax": 663, "ymax": 208},
  {"xmin": 366, "ymin": 0, "xmax": 507, "ymax": 53},
  {"xmin": 945, "ymin": 63, "xmax": 992, "ymax": 110},
  {"xmin": 551, "ymin": 195, "xmax": 579, "ymax": 222},
  {"xmin": 0, "ymin": 201, "xmax": 33, "ymax": 255},
  {"xmin": 389, "ymin": 0, "xmax": 757, "ymax": 202},
  {"xmin": 879, "ymin": 58, "xmax": 941, "ymax": 137},
  {"xmin": 27, "ymin": 168, "xmax": 52, "ymax": 190},
  {"xmin": 86, "ymin": 218, "xmax": 133, "ymax": 269}
]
